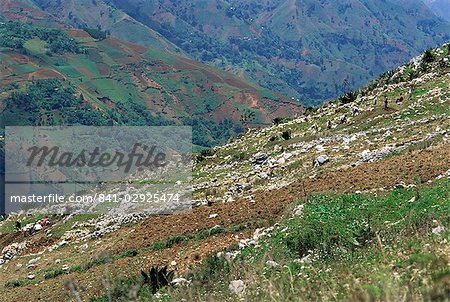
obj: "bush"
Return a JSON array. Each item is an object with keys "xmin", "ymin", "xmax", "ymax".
[
  {"xmin": 423, "ymin": 48, "xmax": 435, "ymax": 63},
  {"xmin": 194, "ymin": 254, "xmax": 230, "ymax": 282},
  {"xmin": 0, "ymin": 20, "xmax": 81, "ymax": 53},
  {"xmin": 281, "ymin": 130, "xmax": 291, "ymax": 140},
  {"xmin": 339, "ymin": 91, "xmax": 358, "ymax": 104},
  {"xmin": 121, "ymin": 249, "xmax": 138, "ymax": 258},
  {"xmin": 43, "ymin": 268, "xmax": 65, "ymax": 279}
]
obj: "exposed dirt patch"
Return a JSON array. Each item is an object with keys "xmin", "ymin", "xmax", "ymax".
[
  {"xmin": 27, "ymin": 69, "xmax": 67, "ymax": 80},
  {"xmin": 2, "ymin": 144, "xmax": 448, "ymax": 302},
  {"xmin": 0, "ymin": 232, "xmax": 22, "ymax": 250},
  {"xmin": 67, "ymin": 30, "xmax": 92, "ymax": 39},
  {"xmin": 210, "ymin": 98, "xmax": 242, "ymax": 122},
  {"xmin": 81, "ymin": 145, "xmax": 450, "ymax": 257},
  {"xmin": 9, "ymin": 52, "xmax": 30, "ymax": 64},
  {"xmin": 23, "ymin": 235, "xmax": 57, "ymax": 255},
  {"xmin": 96, "ymin": 63, "xmax": 111, "ymax": 76}
]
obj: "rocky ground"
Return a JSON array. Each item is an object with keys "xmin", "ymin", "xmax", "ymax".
[{"xmin": 0, "ymin": 44, "xmax": 449, "ymax": 301}]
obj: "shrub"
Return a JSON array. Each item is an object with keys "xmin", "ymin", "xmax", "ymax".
[
  {"xmin": 121, "ymin": 249, "xmax": 138, "ymax": 258},
  {"xmin": 339, "ymin": 91, "xmax": 358, "ymax": 104},
  {"xmin": 281, "ymin": 130, "xmax": 291, "ymax": 140},
  {"xmin": 194, "ymin": 254, "xmax": 230, "ymax": 282},
  {"xmin": 423, "ymin": 48, "xmax": 435, "ymax": 63}
]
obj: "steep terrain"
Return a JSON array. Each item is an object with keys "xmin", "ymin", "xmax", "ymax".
[
  {"xmin": 0, "ymin": 0, "xmax": 180, "ymax": 52},
  {"xmin": 0, "ymin": 43, "xmax": 448, "ymax": 301},
  {"xmin": 424, "ymin": 0, "xmax": 450, "ymax": 21},
  {"xmin": 12, "ymin": 0, "xmax": 450, "ymax": 105},
  {"xmin": 0, "ymin": 18, "xmax": 301, "ymax": 146}
]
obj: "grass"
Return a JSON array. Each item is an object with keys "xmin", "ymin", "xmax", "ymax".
[
  {"xmin": 88, "ymin": 179, "xmax": 449, "ymax": 301},
  {"xmin": 0, "ymin": 214, "xmax": 46, "ymax": 234},
  {"xmin": 4, "ymin": 278, "xmax": 37, "ymax": 288},
  {"xmin": 143, "ymin": 221, "xmax": 263, "ymax": 252},
  {"xmin": 50, "ymin": 213, "xmax": 99, "ymax": 238},
  {"xmin": 24, "ymin": 38, "xmax": 47, "ymax": 54}
]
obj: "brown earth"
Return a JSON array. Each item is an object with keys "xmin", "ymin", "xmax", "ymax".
[
  {"xmin": 1, "ymin": 143, "xmax": 449, "ymax": 302},
  {"xmin": 28, "ymin": 69, "xmax": 67, "ymax": 81},
  {"xmin": 9, "ymin": 52, "xmax": 30, "ymax": 64},
  {"xmin": 67, "ymin": 30, "xmax": 92, "ymax": 39}
]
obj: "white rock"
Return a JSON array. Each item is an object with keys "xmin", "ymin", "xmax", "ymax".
[
  {"xmin": 265, "ymin": 260, "xmax": 279, "ymax": 268},
  {"xmin": 209, "ymin": 214, "xmax": 218, "ymax": 219},
  {"xmin": 79, "ymin": 244, "xmax": 89, "ymax": 251},
  {"xmin": 432, "ymin": 225, "xmax": 445, "ymax": 235},
  {"xmin": 293, "ymin": 204, "xmax": 304, "ymax": 216},
  {"xmin": 314, "ymin": 155, "xmax": 329, "ymax": 167},
  {"xmin": 171, "ymin": 277, "xmax": 190, "ymax": 286},
  {"xmin": 229, "ymin": 280, "xmax": 245, "ymax": 295},
  {"xmin": 27, "ymin": 274, "xmax": 35, "ymax": 280},
  {"xmin": 277, "ymin": 157, "xmax": 286, "ymax": 165},
  {"xmin": 28, "ymin": 257, "xmax": 41, "ymax": 265}
]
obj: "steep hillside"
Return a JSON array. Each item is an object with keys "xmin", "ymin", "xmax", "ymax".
[
  {"xmin": 21, "ymin": 0, "xmax": 450, "ymax": 105},
  {"xmin": 0, "ymin": 43, "xmax": 448, "ymax": 301},
  {"xmin": 0, "ymin": 0, "xmax": 180, "ymax": 53},
  {"xmin": 423, "ymin": 0, "xmax": 450, "ymax": 21},
  {"xmin": 0, "ymin": 18, "xmax": 302, "ymax": 146}
]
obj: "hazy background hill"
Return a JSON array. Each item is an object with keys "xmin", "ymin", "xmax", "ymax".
[
  {"xmin": 0, "ymin": 18, "xmax": 301, "ymax": 147},
  {"xmin": 423, "ymin": 0, "xmax": 450, "ymax": 21},
  {"xmin": 10, "ymin": 0, "xmax": 450, "ymax": 105}
]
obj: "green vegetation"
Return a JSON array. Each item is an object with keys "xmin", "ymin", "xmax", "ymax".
[
  {"xmin": 4, "ymin": 278, "xmax": 37, "ymax": 289},
  {"xmin": 89, "ymin": 180, "xmax": 449, "ymax": 301},
  {"xmin": 0, "ymin": 214, "xmax": 46, "ymax": 234},
  {"xmin": 0, "ymin": 79, "xmax": 169, "ymax": 129},
  {"xmin": 110, "ymin": 0, "xmax": 450, "ymax": 104},
  {"xmin": 83, "ymin": 28, "xmax": 110, "ymax": 40},
  {"xmin": 50, "ymin": 214, "xmax": 99, "ymax": 238},
  {"xmin": 1, "ymin": 79, "xmax": 111, "ymax": 127},
  {"xmin": 0, "ymin": 18, "xmax": 293, "ymax": 148}
]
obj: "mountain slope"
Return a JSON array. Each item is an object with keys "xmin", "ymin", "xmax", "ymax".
[
  {"xmin": 0, "ymin": 19, "xmax": 302, "ymax": 146},
  {"xmin": 423, "ymin": 0, "xmax": 450, "ymax": 21},
  {"xmin": 0, "ymin": 43, "xmax": 449, "ymax": 302},
  {"xmin": 0, "ymin": 0, "xmax": 180, "ymax": 53},
  {"xmin": 25, "ymin": 0, "xmax": 450, "ymax": 105}
]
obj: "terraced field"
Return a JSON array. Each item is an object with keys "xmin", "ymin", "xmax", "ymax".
[{"xmin": 0, "ymin": 21, "xmax": 302, "ymax": 146}]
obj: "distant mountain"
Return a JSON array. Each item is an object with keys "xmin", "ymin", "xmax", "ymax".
[
  {"xmin": 3, "ymin": 0, "xmax": 450, "ymax": 105},
  {"xmin": 0, "ymin": 18, "xmax": 301, "ymax": 147},
  {"xmin": 13, "ymin": 0, "xmax": 450, "ymax": 105},
  {"xmin": 423, "ymin": 0, "xmax": 450, "ymax": 21},
  {"xmin": 0, "ymin": 0, "xmax": 180, "ymax": 53}
]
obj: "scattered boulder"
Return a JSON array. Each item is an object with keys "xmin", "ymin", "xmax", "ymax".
[
  {"xmin": 171, "ymin": 277, "xmax": 190, "ymax": 286},
  {"xmin": 229, "ymin": 279, "xmax": 245, "ymax": 295},
  {"xmin": 28, "ymin": 257, "xmax": 41, "ymax": 265},
  {"xmin": 293, "ymin": 204, "xmax": 304, "ymax": 216},
  {"xmin": 265, "ymin": 260, "xmax": 279, "ymax": 268},
  {"xmin": 314, "ymin": 155, "xmax": 329, "ymax": 167},
  {"xmin": 251, "ymin": 152, "xmax": 268, "ymax": 165},
  {"xmin": 79, "ymin": 243, "xmax": 89, "ymax": 251},
  {"xmin": 432, "ymin": 225, "xmax": 444, "ymax": 235}
]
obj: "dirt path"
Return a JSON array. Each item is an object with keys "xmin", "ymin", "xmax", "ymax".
[{"xmin": 2, "ymin": 144, "xmax": 449, "ymax": 301}]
